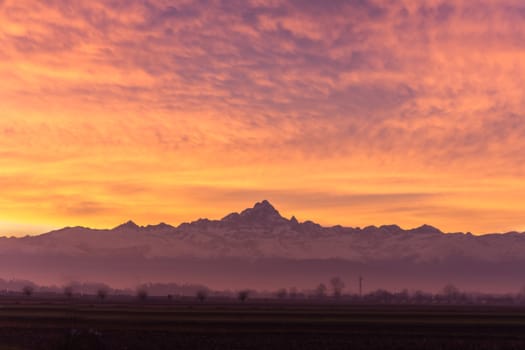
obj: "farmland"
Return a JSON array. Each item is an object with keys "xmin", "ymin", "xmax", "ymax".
[{"xmin": 1, "ymin": 298, "xmax": 525, "ymax": 349}]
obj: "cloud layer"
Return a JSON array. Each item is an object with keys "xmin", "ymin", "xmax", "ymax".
[{"xmin": 1, "ymin": 0, "xmax": 525, "ymax": 234}]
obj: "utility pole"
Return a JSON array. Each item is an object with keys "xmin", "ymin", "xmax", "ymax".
[{"xmin": 358, "ymin": 275, "xmax": 363, "ymax": 297}]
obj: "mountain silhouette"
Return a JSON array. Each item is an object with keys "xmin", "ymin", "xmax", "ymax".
[
  {"xmin": 113, "ymin": 220, "xmax": 140, "ymax": 231},
  {"xmin": 221, "ymin": 200, "xmax": 289, "ymax": 227},
  {"xmin": 1, "ymin": 200, "xmax": 525, "ymax": 292}
]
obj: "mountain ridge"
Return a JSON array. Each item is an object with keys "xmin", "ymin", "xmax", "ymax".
[{"xmin": 23, "ymin": 199, "xmax": 523, "ymax": 238}]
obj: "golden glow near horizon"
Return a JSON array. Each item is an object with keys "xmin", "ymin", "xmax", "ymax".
[{"xmin": 1, "ymin": 0, "xmax": 525, "ymax": 235}]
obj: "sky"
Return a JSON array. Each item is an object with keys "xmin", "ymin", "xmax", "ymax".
[{"xmin": 1, "ymin": 0, "xmax": 525, "ymax": 236}]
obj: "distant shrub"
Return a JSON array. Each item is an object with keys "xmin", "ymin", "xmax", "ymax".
[
  {"xmin": 97, "ymin": 288, "xmax": 109, "ymax": 301},
  {"xmin": 22, "ymin": 285, "xmax": 34, "ymax": 297},
  {"xmin": 63, "ymin": 286, "xmax": 74, "ymax": 299},
  {"xmin": 238, "ymin": 290, "xmax": 249, "ymax": 302},
  {"xmin": 276, "ymin": 288, "xmax": 288, "ymax": 299},
  {"xmin": 136, "ymin": 288, "xmax": 148, "ymax": 301},
  {"xmin": 196, "ymin": 289, "xmax": 208, "ymax": 302}
]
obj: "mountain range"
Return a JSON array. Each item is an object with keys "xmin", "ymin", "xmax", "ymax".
[{"xmin": 1, "ymin": 200, "xmax": 524, "ymax": 293}]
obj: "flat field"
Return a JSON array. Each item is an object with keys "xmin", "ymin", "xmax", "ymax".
[{"xmin": 1, "ymin": 298, "xmax": 525, "ymax": 349}]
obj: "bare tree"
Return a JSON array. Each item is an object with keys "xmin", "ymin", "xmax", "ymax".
[
  {"xmin": 413, "ymin": 290, "xmax": 429, "ymax": 304},
  {"xmin": 238, "ymin": 290, "xmax": 249, "ymax": 302},
  {"xmin": 22, "ymin": 285, "xmax": 34, "ymax": 297},
  {"xmin": 196, "ymin": 289, "xmax": 208, "ymax": 302},
  {"xmin": 330, "ymin": 277, "xmax": 345, "ymax": 298},
  {"xmin": 442, "ymin": 284, "xmax": 460, "ymax": 302},
  {"xmin": 315, "ymin": 283, "xmax": 327, "ymax": 298}
]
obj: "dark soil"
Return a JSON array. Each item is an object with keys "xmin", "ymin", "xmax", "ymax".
[{"xmin": 1, "ymin": 300, "xmax": 525, "ymax": 349}]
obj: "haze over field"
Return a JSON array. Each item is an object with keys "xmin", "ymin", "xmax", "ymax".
[{"xmin": 1, "ymin": 0, "xmax": 525, "ymax": 236}]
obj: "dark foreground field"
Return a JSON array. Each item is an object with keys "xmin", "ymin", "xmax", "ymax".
[{"xmin": 2, "ymin": 298, "xmax": 525, "ymax": 349}]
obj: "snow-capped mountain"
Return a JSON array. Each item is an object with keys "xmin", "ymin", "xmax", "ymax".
[
  {"xmin": 10, "ymin": 199, "xmax": 519, "ymax": 262},
  {"xmin": 0, "ymin": 200, "xmax": 524, "ymax": 292}
]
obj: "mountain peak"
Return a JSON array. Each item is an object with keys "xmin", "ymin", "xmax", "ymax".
[
  {"xmin": 113, "ymin": 220, "xmax": 140, "ymax": 231},
  {"xmin": 240, "ymin": 200, "xmax": 281, "ymax": 219},
  {"xmin": 410, "ymin": 224, "xmax": 442, "ymax": 234},
  {"xmin": 144, "ymin": 222, "xmax": 175, "ymax": 231},
  {"xmin": 251, "ymin": 199, "xmax": 277, "ymax": 211},
  {"xmin": 379, "ymin": 224, "xmax": 403, "ymax": 234},
  {"xmin": 221, "ymin": 200, "xmax": 287, "ymax": 226}
]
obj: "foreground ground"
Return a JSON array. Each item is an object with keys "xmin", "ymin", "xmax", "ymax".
[{"xmin": 1, "ymin": 297, "xmax": 525, "ymax": 349}]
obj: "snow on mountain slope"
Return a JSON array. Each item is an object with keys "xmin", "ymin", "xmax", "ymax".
[{"xmin": 1, "ymin": 200, "xmax": 525, "ymax": 263}]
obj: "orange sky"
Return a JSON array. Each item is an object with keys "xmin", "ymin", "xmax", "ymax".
[{"xmin": 1, "ymin": 0, "xmax": 525, "ymax": 236}]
